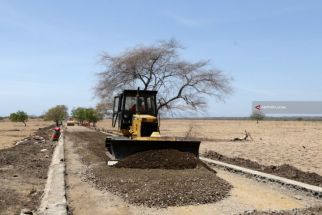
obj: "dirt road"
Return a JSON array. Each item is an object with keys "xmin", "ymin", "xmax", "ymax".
[{"xmin": 64, "ymin": 126, "xmax": 322, "ymax": 214}]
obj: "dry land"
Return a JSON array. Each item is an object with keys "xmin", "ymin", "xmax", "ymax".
[
  {"xmin": 97, "ymin": 119, "xmax": 322, "ymax": 175},
  {"xmin": 0, "ymin": 119, "xmax": 52, "ymax": 149}
]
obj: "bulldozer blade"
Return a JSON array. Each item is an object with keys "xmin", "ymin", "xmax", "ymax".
[{"xmin": 106, "ymin": 137, "xmax": 200, "ymax": 160}]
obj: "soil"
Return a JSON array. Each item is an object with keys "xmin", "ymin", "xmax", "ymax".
[
  {"xmin": 204, "ymin": 151, "xmax": 322, "ymax": 187},
  {"xmin": 65, "ymin": 130, "xmax": 232, "ymax": 208},
  {"xmin": 0, "ymin": 125, "xmax": 55, "ymax": 215},
  {"xmin": 115, "ymin": 149, "xmax": 198, "ymax": 169},
  {"xmin": 244, "ymin": 206, "xmax": 322, "ymax": 214}
]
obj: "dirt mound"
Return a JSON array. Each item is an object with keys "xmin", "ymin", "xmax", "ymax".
[
  {"xmin": 264, "ymin": 164, "xmax": 322, "ymax": 187},
  {"xmin": 204, "ymin": 151, "xmax": 322, "ymax": 187},
  {"xmin": 66, "ymin": 131, "xmax": 232, "ymax": 208},
  {"xmin": 115, "ymin": 149, "xmax": 198, "ymax": 169},
  {"xmin": 35, "ymin": 125, "xmax": 55, "ymax": 140}
]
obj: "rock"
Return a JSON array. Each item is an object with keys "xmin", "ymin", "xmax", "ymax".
[
  {"xmin": 45, "ymin": 155, "xmax": 49, "ymax": 158},
  {"xmin": 294, "ymin": 195, "xmax": 302, "ymax": 200},
  {"xmin": 29, "ymin": 189, "xmax": 37, "ymax": 196},
  {"xmin": 20, "ymin": 208, "xmax": 33, "ymax": 214},
  {"xmin": 40, "ymin": 149, "xmax": 47, "ymax": 152},
  {"xmin": 34, "ymin": 136, "xmax": 42, "ymax": 140},
  {"xmin": 16, "ymin": 141, "xmax": 23, "ymax": 146}
]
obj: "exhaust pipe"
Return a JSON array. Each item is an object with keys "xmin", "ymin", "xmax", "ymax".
[{"xmin": 136, "ymin": 87, "xmax": 140, "ymax": 114}]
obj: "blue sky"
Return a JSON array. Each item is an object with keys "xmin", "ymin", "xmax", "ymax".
[{"xmin": 1, "ymin": 0, "xmax": 322, "ymax": 117}]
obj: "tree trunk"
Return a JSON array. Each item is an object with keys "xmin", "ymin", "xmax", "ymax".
[
  {"xmin": 23, "ymin": 121, "xmax": 26, "ymax": 127},
  {"xmin": 55, "ymin": 120, "xmax": 59, "ymax": 126}
]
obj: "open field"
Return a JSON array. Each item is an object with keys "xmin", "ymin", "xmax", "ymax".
[
  {"xmin": 97, "ymin": 119, "xmax": 322, "ymax": 175},
  {"xmin": 0, "ymin": 119, "xmax": 52, "ymax": 149}
]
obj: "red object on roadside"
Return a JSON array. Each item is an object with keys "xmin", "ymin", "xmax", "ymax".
[{"xmin": 51, "ymin": 127, "xmax": 61, "ymax": 141}]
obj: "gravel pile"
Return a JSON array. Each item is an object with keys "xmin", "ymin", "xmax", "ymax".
[
  {"xmin": 67, "ymin": 131, "xmax": 232, "ymax": 208},
  {"xmin": 87, "ymin": 165, "xmax": 232, "ymax": 207},
  {"xmin": 115, "ymin": 149, "xmax": 198, "ymax": 169}
]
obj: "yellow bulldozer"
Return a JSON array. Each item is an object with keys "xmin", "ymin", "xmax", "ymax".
[{"xmin": 105, "ymin": 88, "xmax": 200, "ymax": 165}]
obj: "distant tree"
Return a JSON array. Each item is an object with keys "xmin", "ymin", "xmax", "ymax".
[
  {"xmin": 9, "ymin": 111, "xmax": 28, "ymax": 126},
  {"xmin": 95, "ymin": 39, "xmax": 232, "ymax": 114},
  {"xmin": 85, "ymin": 108, "xmax": 104, "ymax": 127},
  {"xmin": 72, "ymin": 107, "xmax": 104, "ymax": 126},
  {"xmin": 71, "ymin": 107, "xmax": 87, "ymax": 125},
  {"xmin": 250, "ymin": 111, "xmax": 265, "ymax": 123},
  {"xmin": 44, "ymin": 105, "xmax": 68, "ymax": 126}
]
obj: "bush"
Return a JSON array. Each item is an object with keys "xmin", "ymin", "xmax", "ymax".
[
  {"xmin": 250, "ymin": 111, "xmax": 265, "ymax": 123},
  {"xmin": 9, "ymin": 111, "xmax": 28, "ymax": 126},
  {"xmin": 72, "ymin": 107, "xmax": 103, "ymax": 126},
  {"xmin": 44, "ymin": 105, "xmax": 68, "ymax": 126}
]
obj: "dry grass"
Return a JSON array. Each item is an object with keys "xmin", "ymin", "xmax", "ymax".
[
  {"xmin": 0, "ymin": 119, "xmax": 53, "ymax": 149},
  {"xmin": 97, "ymin": 119, "xmax": 322, "ymax": 175}
]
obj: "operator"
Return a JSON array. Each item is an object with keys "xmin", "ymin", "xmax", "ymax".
[{"xmin": 130, "ymin": 99, "xmax": 145, "ymax": 113}]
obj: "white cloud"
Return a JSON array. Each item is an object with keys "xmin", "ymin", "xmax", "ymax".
[{"xmin": 168, "ymin": 13, "xmax": 211, "ymax": 27}]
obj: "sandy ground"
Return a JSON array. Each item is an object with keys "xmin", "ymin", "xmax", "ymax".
[
  {"xmin": 97, "ymin": 119, "xmax": 322, "ymax": 175},
  {"xmin": 0, "ymin": 118, "xmax": 52, "ymax": 149},
  {"xmin": 65, "ymin": 126, "xmax": 322, "ymax": 215}
]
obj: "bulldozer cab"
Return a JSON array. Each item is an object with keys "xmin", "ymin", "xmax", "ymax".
[
  {"xmin": 106, "ymin": 89, "xmax": 200, "ymax": 162},
  {"xmin": 112, "ymin": 90, "xmax": 158, "ymax": 131}
]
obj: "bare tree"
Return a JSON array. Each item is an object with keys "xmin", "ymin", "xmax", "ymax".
[{"xmin": 95, "ymin": 39, "xmax": 232, "ymax": 113}]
